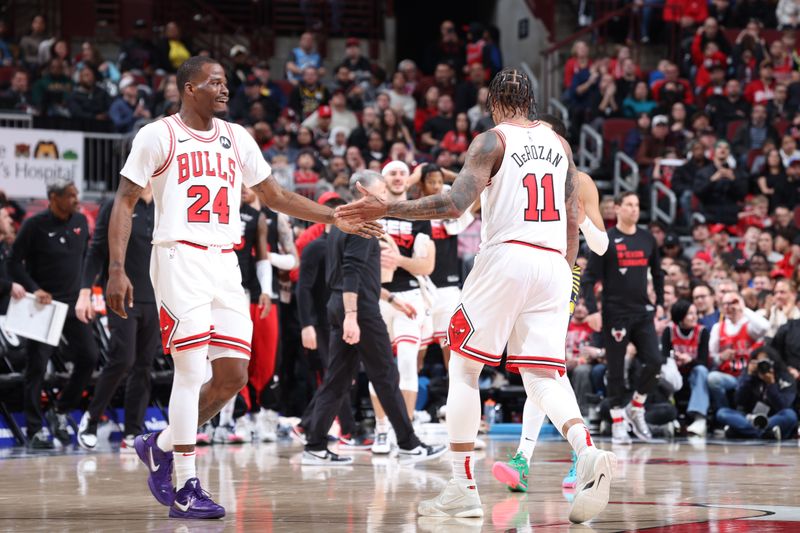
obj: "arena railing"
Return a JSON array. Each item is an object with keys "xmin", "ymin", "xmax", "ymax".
[
  {"xmin": 613, "ymin": 151, "xmax": 640, "ymax": 196},
  {"xmin": 651, "ymin": 179, "xmax": 677, "ymax": 225},
  {"xmin": 0, "ymin": 112, "xmax": 33, "ymax": 129},
  {"xmin": 578, "ymin": 124, "xmax": 602, "ymax": 173},
  {"xmin": 83, "ymin": 132, "xmax": 133, "ymax": 194},
  {"xmin": 546, "ymin": 98, "xmax": 570, "ymax": 132}
]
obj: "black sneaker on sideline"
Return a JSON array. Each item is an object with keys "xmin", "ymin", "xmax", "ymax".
[
  {"xmin": 45, "ymin": 409, "xmax": 71, "ymax": 445},
  {"xmin": 399, "ymin": 443, "xmax": 447, "ymax": 464},
  {"xmin": 29, "ymin": 429, "xmax": 54, "ymax": 450}
]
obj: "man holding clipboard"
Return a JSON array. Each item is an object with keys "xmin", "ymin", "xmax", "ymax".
[{"xmin": 9, "ymin": 179, "xmax": 100, "ymax": 449}]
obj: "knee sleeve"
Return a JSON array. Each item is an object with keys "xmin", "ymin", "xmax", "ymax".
[
  {"xmin": 446, "ymin": 355, "xmax": 483, "ymax": 443},
  {"xmin": 521, "ymin": 397, "xmax": 546, "ymax": 441},
  {"xmin": 169, "ymin": 346, "xmax": 208, "ymax": 446},
  {"xmin": 521, "ymin": 368, "xmax": 583, "ymax": 437},
  {"xmin": 396, "ymin": 343, "xmax": 418, "ymax": 392}
]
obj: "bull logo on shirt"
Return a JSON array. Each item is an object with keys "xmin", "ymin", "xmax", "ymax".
[{"xmin": 611, "ymin": 327, "xmax": 627, "ymax": 343}]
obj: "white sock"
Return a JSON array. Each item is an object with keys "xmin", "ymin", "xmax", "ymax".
[
  {"xmin": 517, "ymin": 398, "xmax": 544, "ymax": 462},
  {"xmin": 169, "ymin": 346, "xmax": 208, "ymax": 447},
  {"xmin": 157, "ymin": 426, "xmax": 173, "ymax": 452},
  {"xmin": 520, "ymin": 368, "xmax": 583, "ymax": 435},
  {"xmin": 566, "ymin": 423, "xmax": 595, "ymax": 455},
  {"xmin": 611, "ymin": 408, "xmax": 625, "ymax": 425},
  {"xmin": 219, "ymin": 397, "xmax": 235, "ymax": 427},
  {"xmin": 451, "ymin": 450, "xmax": 476, "ymax": 490},
  {"xmin": 375, "ymin": 416, "xmax": 390, "ymax": 434},
  {"xmin": 174, "ymin": 451, "xmax": 196, "ymax": 488}
]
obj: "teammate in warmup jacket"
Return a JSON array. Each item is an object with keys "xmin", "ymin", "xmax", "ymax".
[
  {"xmin": 581, "ymin": 191, "xmax": 664, "ymax": 444},
  {"xmin": 76, "ymin": 183, "xmax": 159, "ymax": 452},
  {"xmin": 302, "ymin": 171, "xmax": 446, "ymax": 465},
  {"xmin": 10, "ymin": 179, "xmax": 100, "ymax": 450},
  {"xmin": 106, "ymin": 56, "xmax": 380, "ymax": 519},
  {"xmin": 338, "ymin": 68, "xmax": 616, "ymax": 524}
]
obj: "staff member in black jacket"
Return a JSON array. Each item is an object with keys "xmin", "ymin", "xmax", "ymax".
[
  {"xmin": 302, "ymin": 171, "xmax": 445, "ymax": 465},
  {"xmin": 0, "ymin": 205, "xmax": 26, "ymax": 311},
  {"xmin": 10, "ymin": 179, "xmax": 99, "ymax": 449},
  {"xmin": 582, "ymin": 191, "xmax": 664, "ymax": 445},
  {"xmin": 75, "ymin": 183, "xmax": 158, "ymax": 451}
]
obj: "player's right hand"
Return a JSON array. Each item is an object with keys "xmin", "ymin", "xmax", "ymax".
[
  {"xmin": 343, "ymin": 314, "xmax": 360, "ymax": 345},
  {"xmin": 301, "ymin": 325, "xmax": 317, "ymax": 350},
  {"xmin": 106, "ymin": 270, "xmax": 133, "ymax": 319},
  {"xmin": 33, "ymin": 289, "xmax": 52, "ymax": 305}
]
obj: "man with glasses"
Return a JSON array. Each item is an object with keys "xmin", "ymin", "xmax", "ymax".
[
  {"xmin": 692, "ymin": 282, "xmax": 719, "ymax": 330},
  {"xmin": 707, "ymin": 291, "xmax": 769, "ymax": 410}
]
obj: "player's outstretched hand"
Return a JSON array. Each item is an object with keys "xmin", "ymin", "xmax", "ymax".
[
  {"xmin": 335, "ymin": 182, "xmax": 389, "ymax": 224},
  {"xmin": 106, "ymin": 270, "xmax": 134, "ymax": 319},
  {"xmin": 334, "ymin": 218, "xmax": 384, "ymax": 239}
]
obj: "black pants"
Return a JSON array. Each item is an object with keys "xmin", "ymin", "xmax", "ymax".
[
  {"xmin": 305, "ymin": 296, "xmax": 420, "ymax": 451},
  {"xmin": 300, "ymin": 323, "xmax": 357, "ymax": 435},
  {"xmin": 87, "ymin": 303, "xmax": 159, "ymax": 436},
  {"xmin": 603, "ymin": 313, "xmax": 662, "ymax": 408},
  {"xmin": 24, "ymin": 311, "xmax": 100, "ymax": 435}
]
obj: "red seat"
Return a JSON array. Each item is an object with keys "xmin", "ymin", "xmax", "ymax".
[
  {"xmin": 0, "ymin": 66, "xmax": 15, "ymax": 87},
  {"xmin": 775, "ymin": 118, "xmax": 790, "ymax": 138},
  {"xmin": 276, "ymin": 80, "xmax": 294, "ymax": 100},
  {"xmin": 746, "ymin": 148, "xmax": 762, "ymax": 170},
  {"xmin": 601, "ymin": 118, "xmax": 636, "ymax": 162}
]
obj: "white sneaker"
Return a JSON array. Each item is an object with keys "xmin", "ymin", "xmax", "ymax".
[
  {"xmin": 301, "ymin": 448, "xmax": 354, "ymax": 466},
  {"xmin": 398, "ymin": 443, "xmax": 447, "ymax": 464},
  {"xmin": 686, "ymin": 417, "xmax": 707, "ymax": 437},
  {"xmin": 119, "ymin": 435, "xmax": 136, "ymax": 454},
  {"xmin": 414, "ymin": 410, "xmax": 432, "ymax": 424},
  {"xmin": 372, "ymin": 431, "xmax": 391, "ymax": 455},
  {"xmin": 257, "ymin": 410, "xmax": 279, "ymax": 443},
  {"xmin": 418, "ymin": 479, "xmax": 484, "ymax": 518},
  {"xmin": 234, "ymin": 416, "xmax": 253, "ymax": 443},
  {"xmin": 611, "ymin": 420, "xmax": 632, "ymax": 445},
  {"xmin": 473, "ymin": 437, "xmax": 487, "ymax": 450},
  {"xmin": 568, "ymin": 448, "xmax": 617, "ymax": 523},
  {"xmin": 77, "ymin": 412, "xmax": 97, "ymax": 450},
  {"xmin": 623, "ymin": 404, "xmax": 653, "ymax": 441},
  {"xmin": 213, "ymin": 424, "xmax": 244, "ymax": 445}
]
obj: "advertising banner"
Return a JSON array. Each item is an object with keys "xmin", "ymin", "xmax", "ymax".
[{"xmin": 0, "ymin": 127, "xmax": 83, "ymax": 198}]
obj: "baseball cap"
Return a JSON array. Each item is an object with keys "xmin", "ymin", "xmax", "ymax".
[
  {"xmin": 663, "ymin": 233, "xmax": 680, "ymax": 247},
  {"xmin": 318, "ymin": 105, "xmax": 332, "ymax": 118},
  {"xmin": 346, "ymin": 37, "xmax": 360, "ymax": 47},
  {"xmin": 230, "ymin": 44, "xmax": 248, "ymax": 58},
  {"xmin": 733, "ymin": 258, "xmax": 750, "ymax": 272},
  {"xmin": 709, "ymin": 223, "xmax": 728, "ymax": 235},
  {"xmin": 318, "ymin": 191, "xmax": 343, "ymax": 206},
  {"xmin": 244, "ymin": 74, "xmax": 259, "ymax": 87},
  {"xmin": 652, "ymin": 115, "xmax": 669, "ymax": 127},
  {"xmin": 694, "ymin": 251, "xmax": 713, "ymax": 264}
]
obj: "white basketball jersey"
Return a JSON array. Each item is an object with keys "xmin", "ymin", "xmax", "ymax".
[
  {"xmin": 479, "ymin": 121, "xmax": 568, "ymax": 255},
  {"xmin": 120, "ymin": 115, "xmax": 270, "ymax": 246}
]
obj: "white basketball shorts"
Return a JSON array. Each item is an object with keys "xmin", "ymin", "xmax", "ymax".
[
  {"xmin": 431, "ymin": 285, "xmax": 461, "ymax": 344},
  {"xmin": 379, "ymin": 288, "xmax": 427, "ymax": 350},
  {"xmin": 446, "ymin": 241, "xmax": 571, "ymax": 374},
  {"xmin": 151, "ymin": 240, "xmax": 252, "ymax": 361}
]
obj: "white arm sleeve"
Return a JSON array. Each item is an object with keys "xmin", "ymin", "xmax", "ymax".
[
  {"xmin": 579, "ymin": 217, "xmax": 609, "ymax": 255},
  {"xmin": 270, "ymin": 253, "xmax": 296, "ymax": 270},
  {"xmin": 443, "ymin": 208, "xmax": 475, "ymax": 236},
  {"xmin": 256, "ymin": 259, "xmax": 273, "ymax": 296}
]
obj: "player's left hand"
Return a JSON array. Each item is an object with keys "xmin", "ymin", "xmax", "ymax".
[
  {"xmin": 343, "ymin": 314, "xmax": 360, "ymax": 345},
  {"xmin": 334, "ymin": 218, "xmax": 384, "ymax": 239},
  {"xmin": 258, "ymin": 293, "xmax": 271, "ymax": 319},
  {"xmin": 335, "ymin": 182, "xmax": 389, "ymax": 224}
]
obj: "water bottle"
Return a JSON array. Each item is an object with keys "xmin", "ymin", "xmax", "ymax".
[
  {"xmin": 493, "ymin": 402, "xmax": 503, "ymax": 425},
  {"xmin": 483, "ymin": 399, "xmax": 496, "ymax": 426}
]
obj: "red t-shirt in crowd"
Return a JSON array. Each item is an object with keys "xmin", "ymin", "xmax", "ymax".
[{"xmin": 744, "ymin": 79, "xmax": 776, "ymax": 105}]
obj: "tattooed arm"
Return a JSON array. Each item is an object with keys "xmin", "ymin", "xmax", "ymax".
[
  {"xmin": 557, "ymin": 137, "xmax": 581, "ymax": 267},
  {"xmin": 106, "ymin": 176, "xmax": 143, "ymax": 318},
  {"xmin": 337, "ymin": 131, "xmax": 503, "ymax": 222},
  {"xmin": 252, "ymin": 175, "xmax": 382, "ymax": 238},
  {"xmin": 276, "ymin": 213, "xmax": 299, "ymax": 261}
]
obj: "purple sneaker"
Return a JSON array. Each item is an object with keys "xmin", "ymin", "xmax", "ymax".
[
  {"xmin": 169, "ymin": 478, "xmax": 225, "ymax": 519},
  {"xmin": 134, "ymin": 432, "xmax": 175, "ymax": 506}
]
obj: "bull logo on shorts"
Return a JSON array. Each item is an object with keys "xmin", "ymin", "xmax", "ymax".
[
  {"xmin": 447, "ymin": 305, "xmax": 473, "ymax": 349},
  {"xmin": 611, "ymin": 327, "xmax": 627, "ymax": 343}
]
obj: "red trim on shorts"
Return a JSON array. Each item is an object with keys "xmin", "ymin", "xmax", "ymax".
[
  {"xmin": 173, "ymin": 330, "xmax": 212, "ymax": 346},
  {"xmin": 152, "ymin": 118, "xmax": 175, "ymax": 178},
  {"xmin": 171, "ymin": 114, "xmax": 220, "ymax": 142},
  {"xmin": 392, "ymin": 335, "xmax": 420, "ymax": 346},
  {"xmin": 209, "ymin": 340, "xmax": 251, "ymax": 357},
  {"xmin": 177, "ymin": 240, "xmax": 234, "ymax": 253},
  {"xmin": 223, "ymin": 122, "xmax": 244, "ymax": 170},
  {"xmin": 506, "ymin": 360, "xmax": 566, "ymax": 376},
  {"xmin": 210, "ymin": 333, "xmax": 252, "ymax": 350},
  {"xmin": 173, "ymin": 331, "xmax": 213, "ymax": 352},
  {"xmin": 450, "ymin": 345, "xmax": 501, "ymax": 367},
  {"xmin": 504, "ymin": 240, "xmax": 562, "ymax": 255}
]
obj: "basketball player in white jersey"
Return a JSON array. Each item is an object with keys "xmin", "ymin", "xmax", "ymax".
[
  {"xmin": 492, "ymin": 115, "xmax": 610, "ymax": 493},
  {"xmin": 106, "ymin": 56, "xmax": 381, "ymax": 519},
  {"xmin": 337, "ymin": 68, "xmax": 616, "ymax": 523}
]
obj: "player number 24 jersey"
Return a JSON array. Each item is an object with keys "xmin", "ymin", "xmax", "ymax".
[{"xmin": 120, "ymin": 115, "xmax": 270, "ymax": 246}]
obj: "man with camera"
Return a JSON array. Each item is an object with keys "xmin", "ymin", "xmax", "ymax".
[{"xmin": 715, "ymin": 348, "xmax": 797, "ymax": 439}]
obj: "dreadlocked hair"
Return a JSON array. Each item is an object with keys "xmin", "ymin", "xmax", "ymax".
[{"xmin": 487, "ymin": 67, "xmax": 536, "ymax": 119}]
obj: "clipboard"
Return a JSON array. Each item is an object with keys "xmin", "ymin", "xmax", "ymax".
[{"xmin": 4, "ymin": 293, "xmax": 69, "ymax": 346}]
